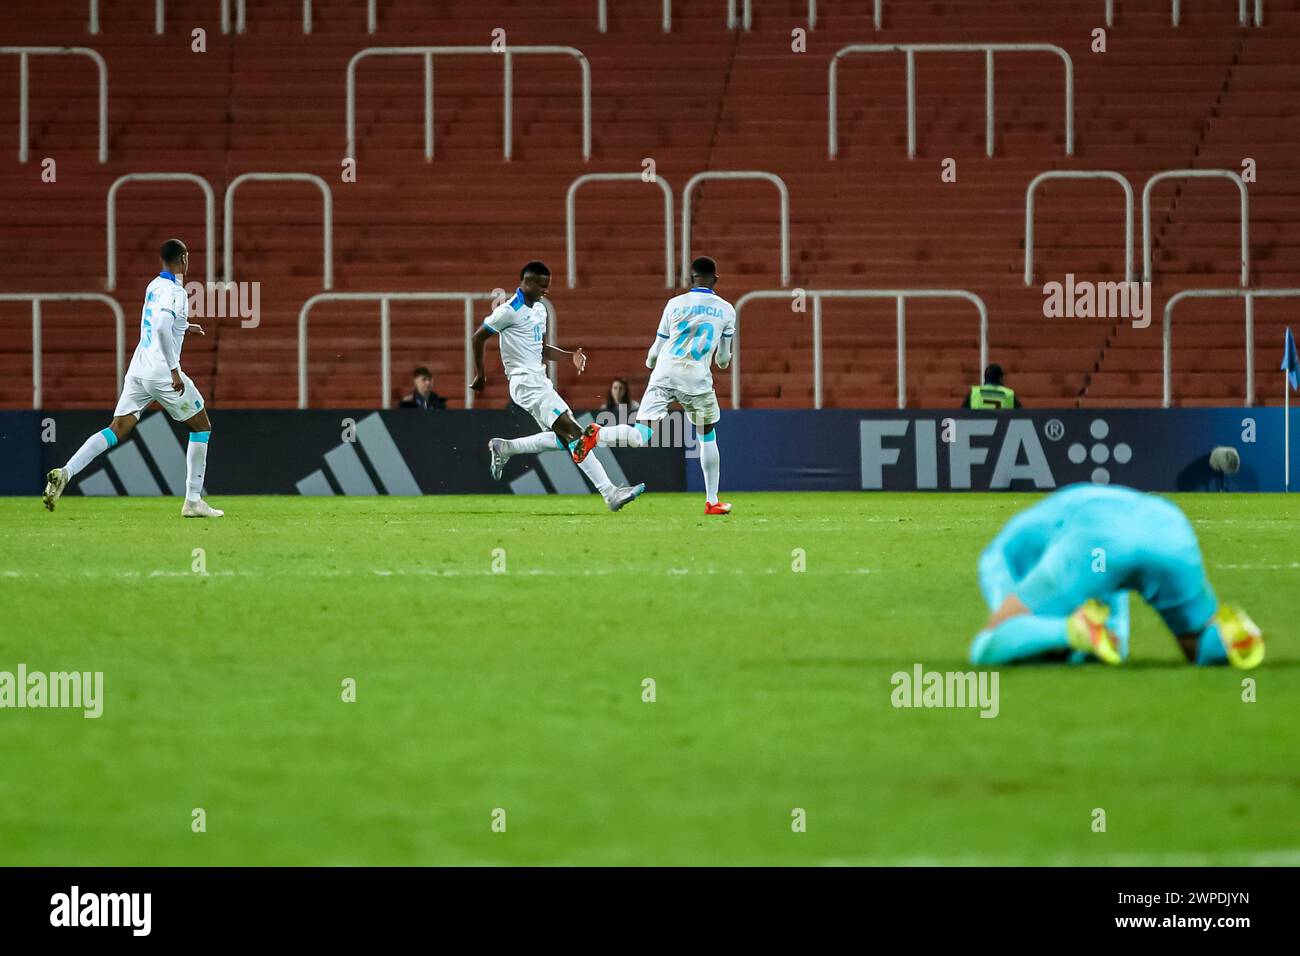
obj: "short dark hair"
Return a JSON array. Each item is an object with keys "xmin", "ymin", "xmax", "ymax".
[
  {"xmin": 413, "ymin": 366, "xmax": 432, "ymax": 379},
  {"xmin": 520, "ymin": 260, "xmax": 551, "ymax": 280},
  {"xmin": 690, "ymin": 256, "xmax": 717, "ymax": 278},
  {"xmin": 984, "ymin": 363, "xmax": 1005, "ymax": 385},
  {"xmin": 159, "ymin": 239, "xmax": 187, "ymax": 267}
]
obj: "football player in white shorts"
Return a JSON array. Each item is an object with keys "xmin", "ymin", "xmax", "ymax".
[
  {"xmin": 473, "ymin": 261, "xmax": 645, "ymax": 512},
  {"xmin": 42, "ymin": 239, "xmax": 223, "ymax": 517},
  {"xmin": 632, "ymin": 256, "xmax": 735, "ymax": 515}
]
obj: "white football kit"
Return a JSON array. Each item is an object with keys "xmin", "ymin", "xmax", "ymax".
[
  {"xmin": 639, "ymin": 287, "xmax": 736, "ymax": 427},
  {"xmin": 114, "ymin": 271, "xmax": 205, "ymax": 421},
  {"xmin": 483, "ymin": 289, "xmax": 571, "ymax": 429}
]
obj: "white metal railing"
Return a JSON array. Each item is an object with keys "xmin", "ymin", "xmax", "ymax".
[
  {"xmin": 1, "ymin": 47, "xmax": 108, "ymax": 163},
  {"xmin": 1105, "ymin": 1, "xmax": 1264, "ymax": 27},
  {"xmin": 1162, "ymin": 287, "xmax": 1295, "ymax": 407},
  {"xmin": 298, "ymin": 292, "xmax": 556, "ymax": 409},
  {"xmin": 224, "ymin": 173, "xmax": 334, "ymax": 290},
  {"xmin": 106, "ymin": 174, "xmax": 216, "ymax": 291},
  {"xmin": 731, "ymin": 289, "xmax": 989, "ymax": 409},
  {"xmin": 1, "ymin": 293, "xmax": 125, "ymax": 408},
  {"xmin": 304, "ymin": 0, "xmax": 378, "ymax": 34},
  {"xmin": 346, "ymin": 46, "xmax": 592, "ymax": 161},
  {"xmin": 1024, "ymin": 170, "xmax": 1135, "ymax": 286},
  {"xmin": 681, "ymin": 171, "xmax": 790, "ymax": 286},
  {"xmin": 1142, "ymin": 169, "xmax": 1249, "ymax": 287},
  {"xmin": 90, "ymin": 1, "xmax": 247, "ymax": 35},
  {"xmin": 829, "ymin": 43, "xmax": 1074, "ymax": 159},
  {"xmin": 728, "ymin": 0, "xmax": 819, "ymax": 28},
  {"xmin": 597, "ymin": 0, "xmax": 671, "ymax": 32},
  {"xmin": 567, "ymin": 173, "xmax": 674, "ymax": 288},
  {"xmin": 1172, "ymin": 1, "xmax": 1262, "ymax": 27}
]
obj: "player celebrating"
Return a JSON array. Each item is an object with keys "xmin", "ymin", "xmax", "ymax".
[
  {"xmin": 477, "ymin": 261, "xmax": 644, "ymax": 512},
  {"xmin": 42, "ymin": 239, "xmax": 223, "ymax": 518},
  {"xmin": 632, "ymin": 256, "xmax": 736, "ymax": 515},
  {"xmin": 969, "ymin": 484, "xmax": 1263, "ymax": 668}
]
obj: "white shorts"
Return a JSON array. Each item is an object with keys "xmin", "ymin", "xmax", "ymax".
[
  {"xmin": 508, "ymin": 368, "xmax": 572, "ymax": 430},
  {"xmin": 114, "ymin": 373, "xmax": 206, "ymax": 422},
  {"xmin": 638, "ymin": 383, "xmax": 720, "ymax": 428}
]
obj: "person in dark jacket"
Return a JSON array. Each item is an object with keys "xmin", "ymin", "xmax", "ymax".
[{"xmin": 400, "ymin": 367, "xmax": 447, "ymax": 409}]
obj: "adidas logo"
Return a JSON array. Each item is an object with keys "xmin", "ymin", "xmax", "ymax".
[
  {"xmin": 78, "ymin": 412, "xmax": 188, "ymax": 497},
  {"xmin": 296, "ymin": 413, "xmax": 420, "ymax": 495}
]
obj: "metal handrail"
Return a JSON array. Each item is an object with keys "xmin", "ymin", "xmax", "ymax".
[
  {"xmin": 1161, "ymin": 287, "xmax": 1297, "ymax": 407},
  {"xmin": 566, "ymin": 173, "xmax": 674, "ymax": 288},
  {"xmin": 597, "ymin": 0, "xmax": 671, "ymax": 32},
  {"xmin": 1142, "ymin": 169, "xmax": 1249, "ymax": 287},
  {"xmin": 297, "ymin": 291, "xmax": 557, "ymax": 409},
  {"xmin": 1, "ymin": 47, "xmax": 108, "ymax": 163},
  {"xmin": 1172, "ymin": 0, "xmax": 1262, "ymax": 27},
  {"xmin": 90, "ymin": 0, "xmax": 246, "ymax": 35},
  {"xmin": 0, "ymin": 293, "xmax": 125, "ymax": 409},
  {"xmin": 224, "ymin": 173, "xmax": 334, "ymax": 290},
  {"xmin": 731, "ymin": 288, "xmax": 989, "ymax": 409},
  {"xmin": 106, "ymin": 174, "xmax": 215, "ymax": 291},
  {"xmin": 1024, "ymin": 170, "xmax": 1134, "ymax": 285},
  {"xmin": 304, "ymin": 0, "xmax": 378, "ymax": 34},
  {"xmin": 346, "ymin": 45, "xmax": 592, "ymax": 161},
  {"xmin": 681, "ymin": 171, "xmax": 790, "ymax": 286},
  {"xmin": 727, "ymin": 0, "xmax": 823, "ymax": 29},
  {"xmin": 829, "ymin": 43, "xmax": 1074, "ymax": 159}
]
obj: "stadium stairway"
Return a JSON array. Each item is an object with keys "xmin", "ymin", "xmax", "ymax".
[{"xmin": 1, "ymin": 0, "xmax": 1299, "ymax": 411}]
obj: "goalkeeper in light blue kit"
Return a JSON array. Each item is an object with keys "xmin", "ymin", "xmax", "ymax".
[{"xmin": 969, "ymin": 484, "xmax": 1264, "ymax": 669}]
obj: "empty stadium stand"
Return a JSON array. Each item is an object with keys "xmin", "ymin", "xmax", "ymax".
[{"xmin": 2, "ymin": 0, "xmax": 1298, "ymax": 411}]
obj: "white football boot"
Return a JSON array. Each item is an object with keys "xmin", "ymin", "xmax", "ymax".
[
  {"xmin": 42, "ymin": 467, "xmax": 69, "ymax": 512},
  {"xmin": 182, "ymin": 499, "xmax": 224, "ymax": 518}
]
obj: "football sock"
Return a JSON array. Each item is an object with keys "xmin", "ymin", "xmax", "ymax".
[
  {"xmin": 577, "ymin": 453, "xmax": 615, "ymax": 498},
  {"xmin": 186, "ymin": 431, "xmax": 210, "ymax": 502},
  {"xmin": 65, "ymin": 427, "xmax": 117, "ymax": 479},
  {"xmin": 968, "ymin": 615, "xmax": 1070, "ymax": 665},
  {"xmin": 699, "ymin": 431, "xmax": 720, "ymax": 505},
  {"xmin": 1195, "ymin": 623, "xmax": 1229, "ymax": 666},
  {"xmin": 597, "ymin": 424, "xmax": 645, "ymax": 448},
  {"xmin": 505, "ymin": 432, "xmax": 560, "ymax": 455}
]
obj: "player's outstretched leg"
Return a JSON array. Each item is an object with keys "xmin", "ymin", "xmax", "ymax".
[
  {"xmin": 968, "ymin": 599, "xmax": 1120, "ymax": 666},
  {"xmin": 43, "ymin": 416, "xmax": 137, "ymax": 511},
  {"xmin": 488, "ymin": 432, "xmax": 561, "ymax": 480},
  {"xmin": 699, "ymin": 426, "xmax": 729, "ymax": 515},
  {"xmin": 596, "ymin": 424, "xmax": 647, "ymax": 448},
  {"xmin": 180, "ymin": 409, "xmax": 222, "ymax": 518}
]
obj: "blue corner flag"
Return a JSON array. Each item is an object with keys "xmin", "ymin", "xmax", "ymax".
[{"xmin": 1285, "ymin": 327, "xmax": 1300, "ymax": 391}]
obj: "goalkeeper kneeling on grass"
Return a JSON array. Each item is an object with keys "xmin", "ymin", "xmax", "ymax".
[{"xmin": 969, "ymin": 484, "xmax": 1264, "ymax": 669}]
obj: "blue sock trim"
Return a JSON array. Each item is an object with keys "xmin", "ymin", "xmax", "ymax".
[
  {"xmin": 635, "ymin": 423, "xmax": 653, "ymax": 443},
  {"xmin": 554, "ymin": 434, "xmax": 566, "ymax": 450},
  {"xmin": 98, "ymin": 427, "xmax": 118, "ymax": 448},
  {"xmin": 700, "ymin": 430, "xmax": 717, "ymax": 442},
  {"xmin": 189, "ymin": 431, "xmax": 211, "ymax": 444}
]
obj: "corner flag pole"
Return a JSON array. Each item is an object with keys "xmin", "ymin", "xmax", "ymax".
[{"xmin": 1284, "ymin": 327, "xmax": 1299, "ymax": 492}]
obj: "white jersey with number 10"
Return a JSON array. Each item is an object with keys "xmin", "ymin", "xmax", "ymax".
[{"xmin": 647, "ymin": 288, "xmax": 736, "ymax": 395}]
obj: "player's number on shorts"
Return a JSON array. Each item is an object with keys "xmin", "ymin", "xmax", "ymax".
[{"xmin": 671, "ymin": 321, "xmax": 714, "ymax": 361}]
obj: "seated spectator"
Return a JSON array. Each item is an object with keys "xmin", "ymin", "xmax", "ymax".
[
  {"xmin": 399, "ymin": 367, "xmax": 447, "ymax": 409},
  {"xmin": 600, "ymin": 377, "xmax": 639, "ymax": 419}
]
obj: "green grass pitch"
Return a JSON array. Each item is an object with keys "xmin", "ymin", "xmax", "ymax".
[{"xmin": 0, "ymin": 492, "xmax": 1296, "ymax": 866}]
